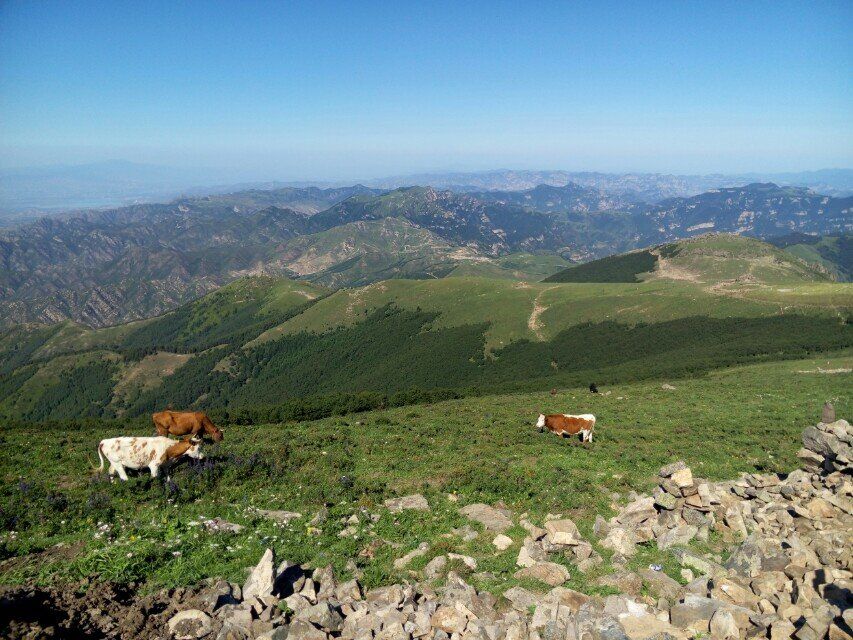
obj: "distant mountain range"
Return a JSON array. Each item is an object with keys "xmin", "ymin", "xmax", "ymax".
[
  {"xmin": 0, "ymin": 181, "xmax": 850, "ymax": 326},
  {"xmin": 368, "ymin": 168, "xmax": 853, "ymax": 201},
  {"xmin": 2, "ymin": 161, "xmax": 852, "ymax": 220}
]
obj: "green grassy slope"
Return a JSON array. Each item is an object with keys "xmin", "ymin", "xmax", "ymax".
[
  {"xmin": 1, "ymin": 236, "xmax": 850, "ymax": 422},
  {"xmin": 545, "ymin": 234, "xmax": 831, "ymax": 285},
  {"xmin": 768, "ymin": 234, "xmax": 852, "ymax": 282},
  {"xmin": 1, "ymin": 354, "xmax": 848, "ymax": 593}
]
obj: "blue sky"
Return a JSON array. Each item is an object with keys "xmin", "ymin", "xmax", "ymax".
[{"xmin": 1, "ymin": 0, "xmax": 850, "ymax": 178}]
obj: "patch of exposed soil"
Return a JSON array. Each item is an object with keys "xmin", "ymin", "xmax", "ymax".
[{"xmin": 0, "ymin": 581, "xmax": 207, "ymax": 640}]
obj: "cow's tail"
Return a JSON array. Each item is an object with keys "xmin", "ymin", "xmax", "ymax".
[{"xmin": 91, "ymin": 442, "xmax": 106, "ymax": 472}]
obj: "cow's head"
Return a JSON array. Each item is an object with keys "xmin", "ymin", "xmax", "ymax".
[
  {"xmin": 185, "ymin": 436, "xmax": 205, "ymax": 460},
  {"xmin": 535, "ymin": 413, "xmax": 546, "ymax": 431},
  {"xmin": 202, "ymin": 416, "xmax": 224, "ymax": 442}
]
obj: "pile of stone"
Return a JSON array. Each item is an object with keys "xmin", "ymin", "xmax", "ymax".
[
  {"xmin": 164, "ymin": 418, "xmax": 851, "ymax": 640},
  {"xmin": 590, "ymin": 418, "xmax": 852, "ymax": 640}
]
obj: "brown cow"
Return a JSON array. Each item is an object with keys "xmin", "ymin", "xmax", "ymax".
[
  {"xmin": 536, "ymin": 413, "xmax": 596, "ymax": 442},
  {"xmin": 153, "ymin": 410, "xmax": 224, "ymax": 442}
]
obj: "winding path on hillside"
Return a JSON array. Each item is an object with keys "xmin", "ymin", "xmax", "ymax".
[{"xmin": 528, "ymin": 286, "xmax": 558, "ymax": 340}]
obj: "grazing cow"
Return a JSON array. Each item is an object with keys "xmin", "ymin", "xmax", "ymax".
[
  {"xmin": 589, "ymin": 383, "xmax": 598, "ymax": 394},
  {"xmin": 96, "ymin": 436, "xmax": 203, "ymax": 481},
  {"xmin": 536, "ymin": 413, "xmax": 596, "ymax": 442},
  {"xmin": 153, "ymin": 410, "xmax": 223, "ymax": 442}
]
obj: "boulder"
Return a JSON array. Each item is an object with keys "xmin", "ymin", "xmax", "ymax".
[
  {"xmin": 725, "ymin": 536, "xmax": 788, "ymax": 578},
  {"xmin": 659, "ymin": 461, "xmax": 688, "ymax": 477},
  {"xmin": 244, "ymin": 549, "xmax": 276, "ymax": 600},
  {"xmin": 503, "ymin": 586, "xmax": 541, "ymax": 612},
  {"xmin": 639, "ymin": 568, "xmax": 683, "ymax": 600},
  {"xmin": 492, "ymin": 534, "xmax": 513, "ymax": 551},
  {"xmin": 431, "ymin": 606, "xmax": 468, "ymax": 635},
  {"xmin": 424, "ymin": 555, "xmax": 448, "ymax": 580},
  {"xmin": 602, "ymin": 527, "xmax": 638, "ymax": 556},
  {"xmin": 616, "ymin": 497, "xmax": 657, "ymax": 526},
  {"xmin": 384, "ymin": 494, "xmax": 430, "ymax": 512},
  {"xmin": 459, "ymin": 503, "xmax": 513, "ymax": 532},
  {"xmin": 657, "ymin": 524, "xmax": 697, "ymax": 550},
  {"xmin": 544, "ymin": 518, "xmax": 582, "ymax": 546},
  {"xmin": 256, "ymin": 510, "xmax": 304, "ymax": 524},
  {"xmin": 168, "ymin": 610, "xmax": 213, "ymax": 639},
  {"xmin": 513, "ymin": 562, "xmax": 570, "ymax": 587},
  {"xmin": 709, "ymin": 609, "xmax": 741, "ymax": 640},
  {"xmin": 654, "ymin": 490, "xmax": 678, "ymax": 511},
  {"xmin": 296, "ymin": 602, "xmax": 343, "ymax": 633},
  {"xmin": 671, "ymin": 467, "xmax": 694, "ymax": 489},
  {"xmin": 287, "ymin": 619, "xmax": 329, "ymax": 640},
  {"xmin": 516, "ymin": 537, "xmax": 547, "ymax": 568},
  {"xmin": 669, "ymin": 595, "xmax": 722, "ymax": 633},
  {"xmin": 802, "ymin": 426, "xmax": 842, "ymax": 459}
]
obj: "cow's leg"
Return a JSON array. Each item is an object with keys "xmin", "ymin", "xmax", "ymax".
[{"xmin": 115, "ymin": 463, "xmax": 129, "ymax": 481}]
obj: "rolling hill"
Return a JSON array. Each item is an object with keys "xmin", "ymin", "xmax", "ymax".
[
  {"xmin": 544, "ymin": 234, "xmax": 834, "ymax": 285},
  {"xmin": 1, "ymin": 235, "xmax": 849, "ymax": 423},
  {"xmin": 767, "ymin": 233, "xmax": 852, "ymax": 282}
]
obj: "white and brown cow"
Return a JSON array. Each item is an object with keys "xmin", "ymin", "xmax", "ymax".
[
  {"xmin": 96, "ymin": 435, "xmax": 204, "ymax": 481},
  {"xmin": 536, "ymin": 413, "xmax": 596, "ymax": 442}
]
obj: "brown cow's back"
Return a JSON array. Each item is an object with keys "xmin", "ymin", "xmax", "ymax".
[
  {"xmin": 153, "ymin": 410, "xmax": 222, "ymax": 441},
  {"xmin": 543, "ymin": 414, "xmax": 594, "ymax": 436}
]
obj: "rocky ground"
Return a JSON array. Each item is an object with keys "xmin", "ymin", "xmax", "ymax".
[{"xmin": 1, "ymin": 419, "xmax": 850, "ymax": 640}]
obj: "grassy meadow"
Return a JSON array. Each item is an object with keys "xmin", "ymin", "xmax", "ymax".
[{"xmin": 1, "ymin": 352, "xmax": 849, "ymax": 598}]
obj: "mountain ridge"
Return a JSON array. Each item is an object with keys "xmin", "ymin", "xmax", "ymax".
[{"xmin": 1, "ymin": 182, "xmax": 849, "ymax": 327}]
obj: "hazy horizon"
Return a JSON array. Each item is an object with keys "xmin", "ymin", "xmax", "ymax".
[{"xmin": 2, "ymin": 1, "xmax": 851, "ymax": 178}]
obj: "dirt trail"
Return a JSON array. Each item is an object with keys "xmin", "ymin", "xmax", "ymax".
[{"xmin": 528, "ymin": 287, "xmax": 558, "ymax": 340}]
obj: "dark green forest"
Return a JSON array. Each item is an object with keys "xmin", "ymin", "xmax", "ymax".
[
  {"xmin": 543, "ymin": 250, "xmax": 658, "ymax": 283},
  {"xmin": 2, "ymin": 304, "xmax": 848, "ymax": 424}
]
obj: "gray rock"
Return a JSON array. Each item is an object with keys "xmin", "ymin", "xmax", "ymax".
[
  {"xmin": 366, "ymin": 584, "xmax": 405, "ymax": 607},
  {"xmin": 168, "ymin": 610, "xmax": 213, "ymax": 639},
  {"xmin": 394, "ymin": 542, "xmax": 430, "ymax": 569},
  {"xmin": 513, "ymin": 562, "xmax": 570, "ymax": 586},
  {"xmin": 657, "ymin": 524, "xmax": 697, "ymax": 550},
  {"xmin": 659, "ymin": 461, "xmax": 688, "ymax": 477},
  {"xmin": 822, "ymin": 403, "xmax": 836, "ymax": 424},
  {"xmin": 654, "ymin": 490, "xmax": 678, "ymax": 511},
  {"xmin": 503, "ymin": 586, "xmax": 541, "ymax": 612},
  {"xmin": 255, "ymin": 628, "xmax": 290, "ymax": 640},
  {"xmin": 287, "ymin": 620, "xmax": 328, "ymax": 640},
  {"xmin": 244, "ymin": 549, "xmax": 276, "ymax": 600},
  {"xmin": 203, "ymin": 518, "xmax": 244, "ymax": 534},
  {"xmin": 424, "ymin": 555, "xmax": 448, "ymax": 580},
  {"xmin": 669, "ymin": 595, "xmax": 722, "ymax": 633},
  {"xmin": 257, "ymin": 509, "xmax": 303, "ymax": 524},
  {"xmin": 544, "ymin": 518, "xmax": 582, "ymax": 546},
  {"xmin": 803, "ymin": 426, "xmax": 841, "ymax": 459},
  {"xmin": 639, "ymin": 568, "xmax": 683, "ymax": 600},
  {"xmin": 725, "ymin": 536, "xmax": 788, "ymax": 578},
  {"xmin": 296, "ymin": 602, "xmax": 343, "ymax": 633},
  {"xmin": 516, "ymin": 537, "xmax": 547, "ymax": 568},
  {"xmin": 602, "ymin": 527, "xmax": 638, "ymax": 556},
  {"xmin": 384, "ymin": 494, "xmax": 430, "ymax": 512},
  {"xmin": 459, "ymin": 503, "xmax": 513, "ymax": 532},
  {"xmin": 431, "ymin": 606, "xmax": 468, "ymax": 634}
]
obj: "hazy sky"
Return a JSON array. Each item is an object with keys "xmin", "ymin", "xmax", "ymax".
[{"xmin": 1, "ymin": 0, "xmax": 851, "ymax": 179}]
